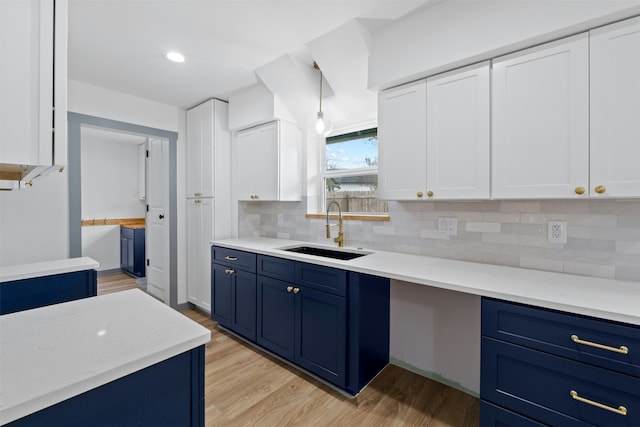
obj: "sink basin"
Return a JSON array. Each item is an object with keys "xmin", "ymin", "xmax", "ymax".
[{"xmin": 281, "ymin": 245, "xmax": 370, "ymax": 261}]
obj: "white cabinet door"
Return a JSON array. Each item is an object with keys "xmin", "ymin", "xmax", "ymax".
[
  {"xmin": 492, "ymin": 34, "xmax": 589, "ymax": 199},
  {"xmin": 234, "ymin": 121, "xmax": 301, "ymax": 202},
  {"xmin": 426, "ymin": 62, "xmax": 490, "ymax": 200},
  {"xmin": 590, "ymin": 16, "xmax": 640, "ymax": 198},
  {"xmin": 186, "ymin": 100, "xmax": 214, "ymax": 198},
  {"xmin": 0, "ymin": 0, "xmax": 66, "ymax": 181},
  {"xmin": 186, "ymin": 198, "xmax": 213, "ymax": 312},
  {"xmin": 378, "ymin": 80, "xmax": 427, "ymax": 200}
]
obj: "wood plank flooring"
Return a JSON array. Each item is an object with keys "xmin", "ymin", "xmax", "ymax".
[{"xmin": 98, "ymin": 272, "xmax": 480, "ymax": 426}]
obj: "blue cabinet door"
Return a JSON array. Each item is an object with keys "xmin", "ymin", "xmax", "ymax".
[
  {"xmin": 231, "ymin": 269, "xmax": 256, "ymax": 341},
  {"xmin": 257, "ymin": 275, "xmax": 295, "ymax": 360},
  {"xmin": 211, "ymin": 263, "xmax": 233, "ymax": 325},
  {"xmin": 294, "ymin": 285, "xmax": 347, "ymax": 388}
]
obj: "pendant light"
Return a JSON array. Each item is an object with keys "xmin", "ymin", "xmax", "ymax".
[{"xmin": 313, "ymin": 62, "xmax": 333, "ymax": 136}]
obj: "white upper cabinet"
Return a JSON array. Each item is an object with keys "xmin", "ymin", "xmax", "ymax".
[
  {"xmin": 492, "ymin": 34, "xmax": 589, "ymax": 199},
  {"xmin": 590, "ymin": 16, "xmax": 640, "ymax": 198},
  {"xmin": 234, "ymin": 121, "xmax": 301, "ymax": 202},
  {"xmin": 378, "ymin": 80, "xmax": 427, "ymax": 200},
  {"xmin": 186, "ymin": 99, "xmax": 230, "ymax": 199},
  {"xmin": 0, "ymin": 0, "xmax": 67, "ymax": 184},
  {"xmin": 426, "ymin": 62, "xmax": 490, "ymax": 200}
]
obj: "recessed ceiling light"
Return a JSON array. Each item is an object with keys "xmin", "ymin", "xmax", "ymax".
[{"xmin": 165, "ymin": 51, "xmax": 185, "ymax": 63}]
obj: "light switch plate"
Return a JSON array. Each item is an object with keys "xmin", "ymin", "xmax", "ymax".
[{"xmin": 548, "ymin": 221, "xmax": 567, "ymax": 244}]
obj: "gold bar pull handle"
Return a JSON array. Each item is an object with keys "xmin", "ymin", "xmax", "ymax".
[
  {"xmin": 224, "ymin": 256, "xmax": 238, "ymax": 261},
  {"xmin": 570, "ymin": 390, "xmax": 627, "ymax": 416},
  {"xmin": 571, "ymin": 335, "xmax": 629, "ymax": 354},
  {"xmin": 225, "ymin": 269, "xmax": 235, "ymax": 275}
]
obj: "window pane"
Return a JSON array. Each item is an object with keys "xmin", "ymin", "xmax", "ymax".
[
  {"xmin": 325, "ymin": 175, "xmax": 388, "ymax": 214},
  {"xmin": 326, "ymin": 134, "xmax": 378, "ymax": 171}
]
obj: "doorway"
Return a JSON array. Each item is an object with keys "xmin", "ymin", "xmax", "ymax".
[{"xmin": 68, "ymin": 112, "xmax": 178, "ymax": 308}]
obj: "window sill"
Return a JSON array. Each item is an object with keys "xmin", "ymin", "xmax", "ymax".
[{"xmin": 305, "ymin": 213, "xmax": 390, "ymax": 222}]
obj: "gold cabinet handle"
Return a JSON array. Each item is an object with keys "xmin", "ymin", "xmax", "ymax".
[
  {"xmin": 224, "ymin": 256, "xmax": 238, "ymax": 261},
  {"xmin": 194, "ymin": 192, "xmax": 202, "ymax": 197},
  {"xmin": 575, "ymin": 187, "xmax": 585, "ymax": 195},
  {"xmin": 571, "ymin": 335, "xmax": 629, "ymax": 354},
  {"xmin": 417, "ymin": 192, "xmax": 423, "ymax": 198},
  {"xmin": 427, "ymin": 190, "xmax": 434, "ymax": 197},
  {"xmin": 595, "ymin": 185, "xmax": 607, "ymax": 194},
  {"xmin": 254, "ymin": 194, "xmax": 259, "ymax": 200},
  {"xmin": 570, "ymin": 390, "xmax": 627, "ymax": 416},
  {"xmin": 293, "ymin": 287, "xmax": 300, "ymax": 294},
  {"xmin": 286, "ymin": 286, "xmax": 293, "ymax": 293},
  {"xmin": 195, "ymin": 199, "xmax": 202, "ymax": 204},
  {"xmin": 225, "ymin": 269, "xmax": 235, "ymax": 275}
]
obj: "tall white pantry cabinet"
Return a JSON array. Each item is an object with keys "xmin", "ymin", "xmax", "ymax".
[{"xmin": 186, "ymin": 99, "xmax": 231, "ymax": 312}]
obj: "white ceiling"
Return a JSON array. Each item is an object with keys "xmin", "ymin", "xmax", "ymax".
[{"xmin": 68, "ymin": 0, "xmax": 428, "ymax": 110}]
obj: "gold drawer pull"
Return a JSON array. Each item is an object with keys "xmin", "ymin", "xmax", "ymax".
[
  {"xmin": 417, "ymin": 192, "xmax": 423, "ymax": 198},
  {"xmin": 225, "ymin": 269, "xmax": 235, "ymax": 275},
  {"xmin": 570, "ymin": 390, "xmax": 627, "ymax": 416},
  {"xmin": 427, "ymin": 190, "xmax": 434, "ymax": 197},
  {"xmin": 595, "ymin": 185, "xmax": 607, "ymax": 194},
  {"xmin": 224, "ymin": 256, "xmax": 238, "ymax": 261},
  {"xmin": 571, "ymin": 335, "xmax": 629, "ymax": 354}
]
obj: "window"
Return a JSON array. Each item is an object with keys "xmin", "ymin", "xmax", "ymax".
[{"xmin": 323, "ymin": 128, "xmax": 388, "ymax": 215}]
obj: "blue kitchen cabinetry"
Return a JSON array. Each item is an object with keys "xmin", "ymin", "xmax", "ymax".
[
  {"xmin": 255, "ymin": 253, "xmax": 389, "ymax": 395},
  {"xmin": 120, "ymin": 226, "xmax": 145, "ymax": 277},
  {"xmin": 210, "ymin": 247, "xmax": 257, "ymax": 341},
  {"xmin": 0, "ymin": 269, "xmax": 97, "ymax": 315},
  {"xmin": 481, "ymin": 297, "xmax": 640, "ymax": 426},
  {"xmin": 6, "ymin": 346, "xmax": 205, "ymax": 427},
  {"xmin": 210, "ymin": 246, "xmax": 390, "ymax": 395}
]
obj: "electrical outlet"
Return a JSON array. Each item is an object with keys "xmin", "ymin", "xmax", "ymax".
[
  {"xmin": 548, "ymin": 221, "xmax": 567, "ymax": 244},
  {"xmin": 438, "ymin": 217, "xmax": 458, "ymax": 236}
]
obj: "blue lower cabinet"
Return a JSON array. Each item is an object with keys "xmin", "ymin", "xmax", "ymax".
[
  {"xmin": 211, "ymin": 262, "xmax": 256, "ymax": 341},
  {"xmin": 480, "ymin": 401, "xmax": 547, "ymax": 427},
  {"xmin": 295, "ymin": 285, "xmax": 347, "ymax": 388},
  {"xmin": 0, "ymin": 270, "xmax": 97, "ymax": 315},
  {"xmin": 7, "ymin": 346, "xmax": 205, "ymax": 427},
  {"xmin": 257, "ymin": 275, "xmax": 295, "ymax": 360},
  {"xmin": 120, "ymin": 226, "xmax": 145, "ymax": 277}
]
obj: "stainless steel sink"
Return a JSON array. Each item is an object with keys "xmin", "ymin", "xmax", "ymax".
[{"xmin": 280, "ymin": 245, "xmax": 371, "ymax": 260}]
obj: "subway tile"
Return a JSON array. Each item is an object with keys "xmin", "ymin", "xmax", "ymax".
[
  {"xmin": 616, "ymin": 241, "xmax": 640, "ymax": 255},
  {"xmin": 482, "ymin": 233, "xmax": 520, "ymax": 245},
  {"xmin": 520, "ymin": 257, "xmax": 564, "ymax": 273},
  {"xmin": 501, "ymin": 223, "xmax": 545, "ymax": 236},
  {"xmin": 563, "ymin": 261, "xmax": 615, "ymax": 279},
  {"xmin": 482, "ymin": 212, "xmax": 521, "ymax": 223},
  {"xmin": 618, "ymin": 215, "xmax": 640, "ymax": 228},
  {"xmin": 465, "ymin": 221, "xmax": 501, "ymax": 233},
  {"xmin": 566, "ymin": 225, "xmax": 590, "ymax": 239},
  {"xmin": 480, "ymin": 252, "xmax": 521, "ymax": 268},
  {"xmin": 565, "ymin": 214, "xmax": 617, "ymax": 227},
  {"xmin": 373, "ymin": 225, "xmax": 396, "ymax": 235},
  {"xmin": 499, "ymin": 201, "xmax": 541, "ymax": 213},
  {"xmin": 420, "ymin": 229, "xmax": 450, "ymax": 240},
  {"xmin": 540, "ymin": 200, "xmax": 589, "ymax": 214},
  {"xmin": 615, "ymin": 266, "xmax": 640, "ymax": 282}
]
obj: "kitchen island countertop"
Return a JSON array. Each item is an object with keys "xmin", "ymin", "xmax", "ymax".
[
  {"xmin": 0, "ymin": 257, "xmax": 99, "ymax": 283},
  {"xmin": 0, "ymin": 289, "xmax": 210, "ymax": 425},
  {"xmin": 212, "ymin": 237, "xmax": 640, "ymax": 326}
]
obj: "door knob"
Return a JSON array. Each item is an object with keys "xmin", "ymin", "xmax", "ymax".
[{"xmin": 159, "ymin": 214, "xmax": 164, "ymax": 219}]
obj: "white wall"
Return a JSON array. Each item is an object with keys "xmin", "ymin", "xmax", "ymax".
[
  {"xmin": 369, "ymin": 1, "xmax": 640, "ymax": 90},
  {"xmin": 82, "ymin": 225, "xmax": 120, "ymax": 271}
]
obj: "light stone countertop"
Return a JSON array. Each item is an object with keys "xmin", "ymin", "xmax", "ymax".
[
  {"xmin": 0, "ymin": 289, "xmax": 211, "ymax": 425},
  {"xmin": 0, "ymin": 257, "xmax": 100, "ymax": 283},
  {"xmin": 212, "ymin": 237, "xmax": 640, "ymax": 326}
]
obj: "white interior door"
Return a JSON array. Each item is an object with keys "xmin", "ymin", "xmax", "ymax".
[{"xmin": 146, "ymin": 137, "xmax": 169, "ymax": 302}]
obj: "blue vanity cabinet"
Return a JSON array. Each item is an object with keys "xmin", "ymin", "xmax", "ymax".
[
  {"xmin": 255, "ymin": 253, "xmax": 389, "ymax": 395},
  {"xmin": 120, "ymin": 226, "xmax": 145, "ymax": 277},
  {"xmin": 0, "ymin": 269, "xmax": 97, "ymax": 315},
  {"xmin": 7, "ymin": 346, "xmax": 205, "ymax": 427},
  {"xmin": 481, "ymin": 297, "xmax": 640, "ymax": 426},
  {"xmin": 210, "ymin": 247, "xmax": 257, "ymax": 341}
]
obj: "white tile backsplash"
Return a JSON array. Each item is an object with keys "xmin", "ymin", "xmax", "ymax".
[{"xmin": 239, "ymin": 198, "xmax": 640, "ymax": 281}]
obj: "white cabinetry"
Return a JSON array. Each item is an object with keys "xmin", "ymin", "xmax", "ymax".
[
  {"xmin": 0, "ymin": 0, "xmax": 67, "ymax": 186},
  {"xmin": 378, "ymin": 63, "xmax": 490, "ymax": 201},
  {"xmin": 590, "ymin": 16, "xmax": 640, "ymax": 198},
  {"xmin": 492, "ymin": 34, "xmax": 589, "ymax": 199},
  {"xmin": 186, "ymin": 99, "xmax": 231, "ymax": 311},
  {"xmin": 234, "ymin": 121, "xmax": 301, "ymax": 201},
  {"xmin": 378, "ymin": 80, "xmax": 427, "ymax": 200},
  {"xmin": 426, "ymin": 62, "xmax": 490, "ymax": 200}
]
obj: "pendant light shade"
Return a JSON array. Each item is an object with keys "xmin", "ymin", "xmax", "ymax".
[{"xmin": 312, "ymin": 62, "xmax": 332, "ymax": 137}]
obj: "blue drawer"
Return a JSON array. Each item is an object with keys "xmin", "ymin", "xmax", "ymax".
[
  {"xmin": 295, "ymin": 262, "xmax": 347, "ymax": 297},
  {"xmin": 482, "ymin": 298, "xmax": 640, "ymax": 378},
  {"xmin": 211, "ymin": 246, "xmax": 256, "ymax": 273},
  {"xmin": 480, "ymin": 401, "xmax": 547, "ymax": 427},
  {"xmin": 481, "ymin": 337, "xmax": 640, "ymax": 427},
  {"xmin": 257, "ymin": 255, "xmax": 295, "ymax": 283}
]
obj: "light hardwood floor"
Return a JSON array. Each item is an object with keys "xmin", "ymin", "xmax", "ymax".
[{"xmin": 98, "ymin": 272, "xmax": 480, "ymax": 426}]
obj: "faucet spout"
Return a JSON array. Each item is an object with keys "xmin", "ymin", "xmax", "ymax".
[{"xmin": 326, "ymin": 201, "xmax": 344, "ymax": 247}]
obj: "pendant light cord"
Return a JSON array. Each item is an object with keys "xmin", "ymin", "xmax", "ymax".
[{"xmin": 318, "ymin": 68, "xmax": 323, "ymax": 113}]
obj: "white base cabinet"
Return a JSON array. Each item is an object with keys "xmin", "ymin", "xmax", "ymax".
[
  {"xmin": 234, "ymin": 121, "xmax": 301, "ymax": 202},
  {"xmin": 186, "ymin": 99, "xmax": 231, "ymax": 311}
]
